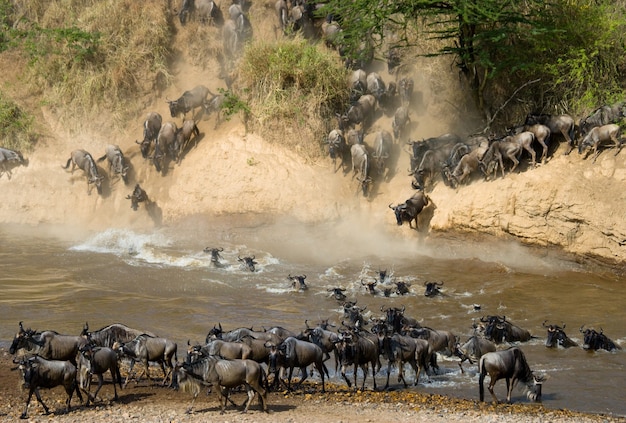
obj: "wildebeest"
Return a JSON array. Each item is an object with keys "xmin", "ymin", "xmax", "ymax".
[
  {"xmin": 179, "ymin": 0, "xmax": 224, "ymax": 25},
  {"xmin": 398, "ymin": 77, "xmax": 414, "ymax": 106},
  {"xmin": 578, "ymin": 123, "xmax": 623, "ymax": 162},
  {"xmin": 115, "ymin": 334, "xmax": 178, "ymax": 387},
  {"xmin": 351, "ymin": 143, "xmax": 371, "ymax": 197},
  {"xmin": 223, "ymin": 19, "xmax": 240, "ymax": 58},
  {"xmin": 167, "ymin": 85, "xmax": 211, "ymax": 120},
  {"xmin": 406, "ymin": 326, "xmax": 457, "ymax": 367},
  {"xmin": 340, "ymin": 94, "xmax": 376, "ymax": 130},
  {"xmin": 302, "ymin": 322, "xmax": 339, "ymax": 368},
  {"xmin": 288, "ymin": 274, "xmax": 308, "ymax": 290},
  {"xmin": 543, "ymin": 321, "xmax": 577, "ymax": 348},
  {"xmin": 348, "ymin": 69, "xmax": 367, "ymax": 102},
  {"xmin": 480, "ymin": 136, "xmax": 523, "ymax": 179},
  {"xmin": 62, "ymin": 149, "xmax": 104, "ymax": 195},
  {"xmin": 372, "ymin": 130, "xmax": 392, "ymax": 180},
  {"xmin": 204, "ymin": 246, "xmax": 224, "ymax": 266},
  {"xmin": 267, "ymin": 337, "xmax": 328, "ymax": 392},
  {"xmin": 335, "ymin": 330, "xmax": 380, "ymax": 391},
  {"xmin": 454, "ymin": 335, "xmax": 496, "ymax": 373},
  {"xmin": 445, "ymin": 142, "xmax": 488, "ymax": 187},
  {"xmin": 510, "ymin": 123, "xmax": 551, "ymax": 164},
  {"xmin": 175, "ymin": 355, "xmax": 268, "ymax": 414},
  {"xmin": 0, "ymin": 147, "xmax": 28, "ymax": 179},
  {"xmin": 321, "ymin": 18, "xmax": 342, "ymax": 50},
  {"xmin": 173, "ymin": 119, "xmax": 200, "ymax": 163},
  {"xmin": 407, "ymin": 133, "xmax": 463, "ymax": 176},
  {"xmin": 80, "ymin": 322, "xmax": 156, "ymax": 349},
  {"xmin": 389, "ymin": 190, "xmax": 430, "ymax": 230},
  {"xmin": 579, "ymin": 325, "xmax": 621, "ymax": 351},
  {"xmin": 423, "ymin": 281, "xmax": 443, "ymax": 297},
  {"xmin": 238, "ymin": 255, "xmax": 257, "ymax": 271},
  {"xmin": 579, "ymin": 102, "xmax": 626, "ymax": 137},
  {"xmin": 77, "ymin": 344, "xmax": 123, "ymax": 405},
  {"xmin": 10, "ymin": 322, "xmax": 86, "ymax": 365},
  {"xmin": 187, "ymin": 339, "xmax": 253, "ymax": 361},
  {"xmin": 326, "ymin": 128, "xmax": 348, "ymax": 172},
  {"xmin": 17, "ymin": 355, "xmax": 83, "ymax": 419},
  {"xmin": 392, "ymin": 106, "xmax": 410, "ymax": 142},
  {"xmin": 153, "ymin": 121, "xmax": 178, "ymax": 173},
  {"xmin": 275, "ymin": 0, "xmax": 288, "ymax": 33},
  {"xmin": 126, "ymin": 183, "xmax": 149, "ymax": 211},
  {"xmin": 479, "ymin": 347, "xmax": 544, "ymax": 403},
  {"xmin": 97, "ymin": 144, "xmax": 128, "ymax": 184},
  {"xmin": 366, "ymin": 72, "xmax": 386, "ymax": 103},
  {"xmin": 525, "ymin": 113, "xmax": 576, "ymax": 154},
  {"xmin": 328, "ymin": 287, "xmax": 347, "ymax": 301},
  {"xmin": 481, "ymin": 315, "xmax": 532, "ymax": 344},
  {"xmin": 137, "ymin": 112, "xmax": 162, "ymax": 159}
]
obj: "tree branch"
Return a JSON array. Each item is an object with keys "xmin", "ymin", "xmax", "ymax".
[{"xmin": 481, "ymin": 78, "xmax": 541, "ymax": 133}]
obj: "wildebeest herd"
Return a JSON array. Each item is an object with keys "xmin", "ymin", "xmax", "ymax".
[{"xmin": 7, "ymin": 294, "xmax": 622, "ymax": 419}]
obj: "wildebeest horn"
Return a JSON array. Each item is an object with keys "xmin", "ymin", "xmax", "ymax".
[
  {"xmin": 187, "ymin": 339, "xmax": 191, "ymax": 346},
  {"xmin": 423, "ymin": 281, "xmax": 428, "ymax": 287},
  {"xmin": 389, "ymin": 203, "xmax": 396, "ymax": 209},
  {"xmin": 401, "ymin": 305, "xmax": 405, "ymax": 312},
  {"xmin": 305, "ymin": 319, "xmax": 311, "ymax": 329},
  {"xmin": 19, "ymin": 321, "xmax": 24, "ymax": 332},
  {"xmin": 579, "ymin": 324, "xmax": 585, "ymax": 333},
  {"xmin": 218, "ymin": 247, "xmax": 223, "ymax": 252},
  {"xmin": 562, "ymin": 322, "xmax": 566, "ymax": 329},
  {"xmin": 436, "ymin": 281, "xmax": 444, "ymax": 286},
  {"xmin": 542, "ymin": 320, "xmax": 548, "ymax": 328}
]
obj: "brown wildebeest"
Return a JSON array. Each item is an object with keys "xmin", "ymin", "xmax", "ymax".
[
  {"xmin": 525, "ymin": 113, "xmax": 575, "ymax": 154},
  {"xmin": 62, "ymin": 149, "xmax": 104, "ymax": 195},
  {"xmin": 578, "ymin": 123, "xmax": 624, "ymax": 162}
]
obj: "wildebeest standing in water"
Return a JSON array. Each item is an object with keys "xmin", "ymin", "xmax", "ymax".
[
  {"xmin": 238, "ymin": 255, "xmax": 257, "ymax": 271},
  {"xmin": 97, "ymin": 144, "xmax": 128, "ymax": 184},
  {"xmin": 479, "ymin": 347, "xmax": 544, "ymax": 404},
  {"xmin": 288, "ymin": 274, "xmax": 308, "ymax": 290},
  {"xmin": 126, "ymin": 184, "xmax": 149, "ymax": 211},
  {"xmin": 579, "ymin": 325, "xmax": 621, "ymax": 351},
  {"xmin": 0, "ymin": 147, "xmax": 28, "ymax": 179},
  {"xmin": 62, "ymin": 149, "xmax": 104, "ymax": 195},
  {"xmin": 543, "ymin": 321, "xmax": 577, "ymax": 348},
  {"xmin": 204, "ymin": 246, "xmax": 224, "ymax": 267}
]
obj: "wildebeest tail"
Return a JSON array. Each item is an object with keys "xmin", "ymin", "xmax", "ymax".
[
  {"xmin": 96, "ymin": 153, "xmax": 107, "ymax": 163},
  {"xmin": 62, "ymin": 157, "xmax": 72, "ymax": 169},
  {"xmin": 478, "ymin": 357, "xmax": 486, "ymax": 401}
]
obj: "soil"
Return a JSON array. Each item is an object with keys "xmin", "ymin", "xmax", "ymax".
[{"xmin": 1, "ymin": 349, "xmax": 622, "ymax": 423}]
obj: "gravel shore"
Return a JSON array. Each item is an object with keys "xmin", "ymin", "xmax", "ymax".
[{"xmin": 2, "ymin": 349, "xmax": 623, "ymax": 423}]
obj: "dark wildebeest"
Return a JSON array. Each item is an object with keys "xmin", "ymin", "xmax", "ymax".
[
  {"xmin": 288, "ymin": 274, "xmax": 308, "ymax": 290},
  {"xmin": 97, "ymin": 144, "xmax": 128, "ymax": 184},
  {"xmin": 335, "ymin": 330, "xmax": 380, "ymax": 391},
  {"xmin": 481, "ymin": 315, "xmax": 532, "ymax": 344},
  {"xmin": 77, "ymin": 344, "xmax": 123, "ymax": 405},
  {"xmin": 0, "ymin": 147, "xmax": 28, "ymax": 179},
  {"xmin": 179, "ymin": 0, "xmax": 224, "ymax": 26},
  {"xmin": 204, "ymin": 246, "xmax": 224, "ymax": 266},
  {"xmin": 137, "ymin": 112, "xmax": 162, "ymax": 159},
  {"xmin": 267, "ymin": 337, "xmax": 328, "ymax": 392},
  {"xmin": 126, "ymin": 183, "xmax": 149, "ymax": 211},
  {"xmin": 62, "ymin": 149, "xmax": 104, "ymax": 195},
  {"xmin": 328, "ymin": 287, "xmax": 347, "ymax": 301},
  {"xmin": 372, "ymin": 130, "xmax": 392, "ymax": 180},
  {"xmin": 373, "ymin": 322, "xmax": 431, "ymax": 389},
  {"xmin": 238, "ymin": 255, "xmax": 257, "ymax": 271},
  {"xmin": 340, "ymin": 94, "xmax": 376, "ymax": 130},
  {"xmin": 479, "ymin": 347, "xmax": 544, "ymax": 403},
  {"xmin": 389, "ymin": 190, "xmax": 430, "ymax": 230},
  {"xmin": 407, "ymin": 133, "xmax": 463, "ymax": 177},
  {"xmin": 543, "ymin": 321, "xmax": 577, "ymax": 349},
  {"xmin": 454, "ymin": 335, "xmax": 496, "ymax": 373},
  {"xmin": 10, "ymin": 322, "xmax": 86, "ymax": 365},
  {"xmin": 167, "ymin": 85, "xmax": 210, "ymax": 120},
  {"xmin": 342, "ymin": 302, "xmax": 367, "ymax": 329},
  {"xmin": 175, "ymin": 355, "xmax": 268, "ymax": 414},
  {"xmin": 579, "ymin": 102, "xmax": 626, "ymax": 137},
  {"xmin": 406, "ymin": 326, "xmax": 456, "ymax": 369},
  {"xmin": 578, "ymin": 123, "xmax": 623, "ymax": 162},
  {"xmin": 348, "ymin": 69, "xmax": 367, "ymax": 103},
  {"xmin": 350, "ymin": 143, "xmax": 371, "ymax": 197},
  {"xmin": 114, "ymin": 334, "xmax": 178, "ymax": 387},
  {"xmin": 579, "ymin": 325, "xmax": 621, "ymax": 351},
  {"xmin": 174, "ymin": 119, "xmax": 200, "ymax": 163},
  {"xmin": 392, "ymin": 106, "xmax": 410, "ymax": 142},
  {"xmin": 80, "ymin": 322, "xmax": 156, "ymax": 348},
  {"xmin": 423, "ymin": 281, "xmax": 443, "ymax": 297},
  {"xmin": 395, "ymin": 280, "xmax": 411, "ymax": 296},
  {"xmin": 17, "ymin": 355, "xmax": 83, "ymax": 419},
  {"xmin": 326, "ymin": 128, "xmax": 348, "ymax": 172},
  {"xmin": 525, "ymin": 113, "xmax": 576, "ymax": 154},
  {"xmin": 398, "ymin": 77, "xmax": 414, "ymax": 106},
  {"xmin": 153, "ymin": 121, "xmax": 178, "ymax": 173},
  {"xmin": 361, "ymin": 279, "xmax": 378, "ymax": 295},
  {"xmin": 302, "ymin": 322, "xmax": 340, "ymax": 369}
]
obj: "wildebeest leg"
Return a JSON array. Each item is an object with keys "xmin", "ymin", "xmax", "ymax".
[
  {"xmin": 123, "ymin": 360, "xmax": 138, "ymax": 387},
  {"xmin": 523, "ymin": 144, "xmax": 536, "ymax": 166},
  {"xmin": 562, "ymin": 130, "xmax": 574, "ymax": 155},
  {"xmin": 242, "ymin": 385, "xmax": 255, "ymax": 413},
  {"xmin": 507, "ymin": 153, "xmax": 520, "ymax": 173},
  {"xmin": 341, "ymin": 365, "xmax": 352, "ymax": 388},
  {"xmin": 91, "ymin": 374, "xmax": 105, "ymax": 404},
  {"xmin": 487, "ymin": 378, "xmax": 499, "ymax": 404},
  {"xmin": 505, "ymin": 377, "xmax": 513, "ymax": 403}
]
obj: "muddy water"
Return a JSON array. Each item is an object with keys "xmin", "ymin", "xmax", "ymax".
[{"xmin": 1, "ymin": 216, "xmax": 625, "ymax": 417}]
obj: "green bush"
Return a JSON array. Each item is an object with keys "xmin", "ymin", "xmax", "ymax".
[
  {"xmin": 240, "ymin": 37, "xmax": 348, "ymax": 160},
  {"xmin": 0, "ymin": 92, "xmax": 36, "ymax": 152}
]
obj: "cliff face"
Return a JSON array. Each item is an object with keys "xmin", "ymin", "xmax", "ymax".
[{"xmin": 429, "ymin": 149, "xmax": 626, "ymax": 264}]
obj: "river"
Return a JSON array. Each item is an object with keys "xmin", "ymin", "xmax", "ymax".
[{"xmin": 1, "ymin": 215, "xmax": 624, "ymax": 417}]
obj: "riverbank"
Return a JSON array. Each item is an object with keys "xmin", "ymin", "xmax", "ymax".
[{"xmin": 1, "ymin": 349, "xmax": 623, "ymax": 423}]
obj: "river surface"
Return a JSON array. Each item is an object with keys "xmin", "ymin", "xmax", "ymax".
[{"xmin": 1, "ymin": 215, "xmax": 625, "ymax": 417}]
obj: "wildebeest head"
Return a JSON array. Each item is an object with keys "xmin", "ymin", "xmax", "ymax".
[
  {"xmin": 361, "ymin": 279, "xmax": 377, "ymax": 295},
  {"xmin": 328, "ymin": 287, "xmax": 346, "ymax": 301},
  {"xmin": 395, "ymin": 281, "xmax": 411, "ymax": 295},
  {"xmin": 204, "ymin": 247, "xmax": 224, "ymax": 265},
  {"xmin": 424, "ymin": 281, "xmax": 443, "ymax": 297},
  {"xmin": 288, "ymin": 274, "xmax": 307, "ymax": 290},
  {"xmin": 10, "ymin": 321, "xmax": 34, "ymax": 355},
  {"xmin": 389, "ymin": 203, "xmax": 408, "ymax": 226},
  {"xmin": 579, "ymin": 325, "xmax": 620, "ymax": 351},
  {"xmin": 238, "ymin": 255, "xmax": 257, "ymax": 271}
]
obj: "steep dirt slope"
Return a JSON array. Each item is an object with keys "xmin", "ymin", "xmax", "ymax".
[{"xmin": 1, "ymin": 1, "xmax": 626, "ymax": 265}]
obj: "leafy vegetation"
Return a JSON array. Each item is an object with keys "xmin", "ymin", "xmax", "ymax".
[
  {"xmin": 320, "ymin": 0, "xmax": 626, "ymax": 127},
  {"xmin": 0, "ymin": 92, "xmax": 36, "ymax": 151},
  {"xmin": 240, "ymin": 37, "xmax": 348, "ymax": 159}
]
